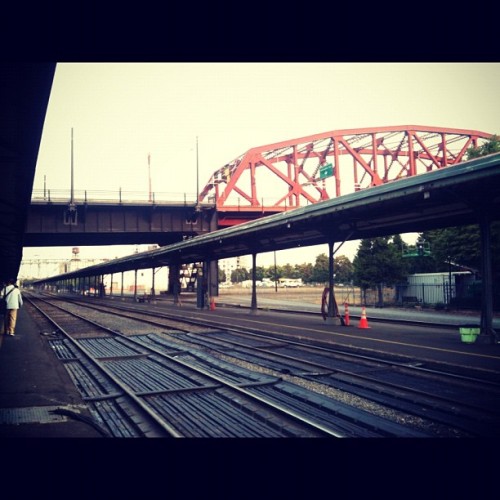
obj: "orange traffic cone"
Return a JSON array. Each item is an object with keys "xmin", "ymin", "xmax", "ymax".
[
  {"xmin": 358, "ymin": 306, "xmax": 370, "ymax": 329},
  {"xmin": 344, "ymin": 302, "xmax": 350, "ymax": 326}
]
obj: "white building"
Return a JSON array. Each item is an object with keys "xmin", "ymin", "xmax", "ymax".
[
  {"xmin": 219, "ymin": 256, "xmax": 249, "ymax": 283},
  {"xmin": 403, "ymin": 272, "xmax": 473, "ymax": 305}
]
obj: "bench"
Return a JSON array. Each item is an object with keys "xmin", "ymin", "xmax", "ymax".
[{"xmin": 402, "ymin": 296, "xmax": 421, "ymax": 305}]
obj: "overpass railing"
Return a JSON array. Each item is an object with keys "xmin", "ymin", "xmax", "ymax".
[
  {"xmin": 31, "ymin": 189, "xmax": 311, "ymax": 211},
  {"xmin": 31, "ymin": 189, "xmax": 209, "ymax": 206}
]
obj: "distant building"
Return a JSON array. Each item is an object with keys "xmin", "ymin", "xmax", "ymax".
[
  {"xmin": 220, "ymin": 256, "xmax": 249, "ymax": 283},
  {"xmin": 402, "ymin": 272, "xmax": 473, "ymax": 305}
]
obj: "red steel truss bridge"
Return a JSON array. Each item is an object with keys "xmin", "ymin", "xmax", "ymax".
[{"xmin": 198, "ymin": 125, "xmax": 493, "ymax": 227}]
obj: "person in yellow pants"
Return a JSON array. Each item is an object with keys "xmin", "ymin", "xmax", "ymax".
[{"xmin": 1, "ymin": 278, "xmax": 23, "ymax": 336}]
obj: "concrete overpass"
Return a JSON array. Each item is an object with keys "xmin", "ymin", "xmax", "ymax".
[{"xmin": 25, "ymin": 196, "xmax": 217, "ymax": 247}]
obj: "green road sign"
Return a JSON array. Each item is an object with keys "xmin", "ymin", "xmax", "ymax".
[
  {"xmin": 319, "ymin": 163, "xmax": 333, "ymax": 179},
  {"xmin": 402, "ymin": 241, "xmax": 431, "ymax": 257}
]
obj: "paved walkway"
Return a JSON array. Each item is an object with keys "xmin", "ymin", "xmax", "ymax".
[
  {"xmin": 214, "ymin": 293, "xmax": 500, "ymax": 328},
  {"xmin": 0, "ymin": 309, "xmax": 103, "ymax": 437}
]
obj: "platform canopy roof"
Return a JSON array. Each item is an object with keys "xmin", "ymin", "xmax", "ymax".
[
  {"xmin": 35, "ymin": 151, "xmax": 500, "ymax": 283},
  {"xmin": 0, "ymin": 63, "xmax": 56, "ymax": 283}
]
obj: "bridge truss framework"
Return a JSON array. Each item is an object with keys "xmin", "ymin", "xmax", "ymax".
[{"xmin": 199, "ymin": 125, "xmax": 492, "ymax": 221}]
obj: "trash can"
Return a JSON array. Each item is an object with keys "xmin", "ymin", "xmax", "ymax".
[{"xmin": 459, "ymin": 325, "xmax": 480, "ymax": 343}]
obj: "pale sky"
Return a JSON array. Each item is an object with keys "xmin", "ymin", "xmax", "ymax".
[{"xmin": 22, "ymin": 62, "xmax": 500, "ymax": 276}]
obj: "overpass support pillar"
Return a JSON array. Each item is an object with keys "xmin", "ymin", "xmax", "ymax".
[
  {"xmin": 196, "ymin": 262, "xmax": 207, "ymax": 309},
  {"xmin": 151, "ymin": 267, "xmax": 156, "ymax": 297},
  {"xmin": 170, "ymin": 263, "xmax": 181, "ymax": 306},
  {"xmin": 208, "ymin": 260, "xmax": 219, "ymax": 300}
]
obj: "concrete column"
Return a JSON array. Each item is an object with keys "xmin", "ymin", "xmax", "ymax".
[
  {"xmin": 209, "ymin": 260, "xmax": 219, "ymax": 299},
  {"xmin": 170, "ymin": 263, "xmax": 181, "ymax": 305}
]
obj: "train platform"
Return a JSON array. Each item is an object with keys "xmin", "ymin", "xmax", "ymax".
[
  {"xmin": 214, "ymin": 290, "xmax": 500, "ymax": 328},
  {"xmin": 0, "ymin": 308, "xmax": 103, "ymax": 438}
]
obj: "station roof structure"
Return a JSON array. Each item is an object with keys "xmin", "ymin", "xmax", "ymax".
[
  {"xmin": 0, "ymin": 63, "xmax": 56, "ymax": 282},
  {"xmin": 35, "ymin": 151, "xmax": 500, "ymax": 283}
]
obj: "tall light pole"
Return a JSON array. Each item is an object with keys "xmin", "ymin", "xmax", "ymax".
[
  {"xmin": 148, "ymin": 153, "xmax": 152, "ymax": 202},
  {"xmin": 70, "ymin": 127, "xmax": 74, "ymax": 205},
  {"xmin": 196, "ymin": 136, "xmax": 199, "ymax": 207}
]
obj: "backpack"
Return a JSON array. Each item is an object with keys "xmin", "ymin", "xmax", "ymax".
[{"xmin": 1, "ymin": 288, "xmax": 14, "ymax": 316}]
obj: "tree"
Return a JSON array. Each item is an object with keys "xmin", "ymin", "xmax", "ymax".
[
  {"xmin": 420, "ymin": 227, "xmax": 483, "ymax": 272},
  {"xmin": 312, "ymin": 253, "xmax": 329, "ymax": 283},
  {"xmin": 252, "ymin": 266, "xmax": 266, "ymax": 281},
  {"xmin": 218, "ymin": 267, "xmax": 226, "ymax": 283},
  {"xmin": 295, "ymin": 262, "xmax": 314, "ymax": 283},
  {"xmin": 231, "ymin": 267, "xmax": 249, "ymax": 283},
  {"xmin": 334, "ymin": 255, "xmax": 354, "ymax": 284},
  {"xmin": 421, "ymin": 135, "xmax": 500, "ymax": 275},
  {"xmin": 418, "ymin": 135, "xmax": 500, "ymax": 309},
  {"xmin": 466, "ymin": 134, "xmax": 500, "ymax": 159},
  {"xmin": 310, "ymin": 252, "xmax": 354, "ymax": 284},
  {"xmin": 353, "ymin": 236, "xmax": 407, "ymax": 306}
]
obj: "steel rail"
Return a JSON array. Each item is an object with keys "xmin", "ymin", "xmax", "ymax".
[
  {"xmin": 27, "ymin": 296, "xmax": 346, "ymax": 437},
  {"xmin": 26, "ymin": 297, "xmax": 182, "ymax": 437},
  {"xmin": 58, "ymin": 294, "xmax": 500, "ymax": 387},
  {"xmin": 47, "ymin": 295, "xmax": 500, "ymax": 436},
  {"xmin": 177, "ymin": 331, "xmax": 500, "ymax": 436}
]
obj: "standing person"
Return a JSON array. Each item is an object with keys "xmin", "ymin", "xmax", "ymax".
[{"xmin": 2, "ymin": 278, "xmax": 23, "ymax": 336}]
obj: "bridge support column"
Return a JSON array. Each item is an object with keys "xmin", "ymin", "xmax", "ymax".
[
  {"xmin": 196, "ymin": 262, "xmax": 207, "ymax": 309},
  {"xmin": 208, "ymin": 260, "xmax": 219, "ymax": 298},
  {"xmin": 151, "ymin": 267, "xmax": 156, "ymax": 297},
  {"xmin": 99, "ymin": 275, "xmax": 105, "ymax": 298},
  {"xmin": 170, "ymin": 263, "xmax": 181, "ymax": 305}
]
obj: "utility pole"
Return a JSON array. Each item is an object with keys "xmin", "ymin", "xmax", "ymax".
[
  {"xmin": 148, "ymin": 153, "xmax": 152, "ymax": 202},
  {"xmin": 196, "ymin": 136, "xmax": 199, "ymax": 207},
  {"xmin": 70, "ymin": 127, "xmax": 74, "ymax": 205},
  {"xmin": 64, "ymin": 128, "xmax": 77, "ymax": 225}
]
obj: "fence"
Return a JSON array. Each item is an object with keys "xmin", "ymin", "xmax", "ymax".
[
  {"xmin": 31, "ymin": 189, "xmax": 202, "ymax": 205},
  {"xmin": 334, "ymin": 283, "xmax": 467, "ymax": 308}
]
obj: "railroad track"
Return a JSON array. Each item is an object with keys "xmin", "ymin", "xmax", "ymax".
[
  {"xmin": 26, "ymin": 295, "xmax": 433, "ymax": 437},
  {"xmin": 30, "ymin": 292, "xmax": 500, "ymax": 437}
]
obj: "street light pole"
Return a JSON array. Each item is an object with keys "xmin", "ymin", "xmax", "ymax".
[
  {"xmin": 70, "ymin": 128, "xmax": 74, "ymax": 205},
  {"xmin": 148, "ymin": 153, "xmax": 152, "ymax": 202},
  {"xmin": 196, "ymin": 136, "xmax": 199, "ymax": 206}
]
